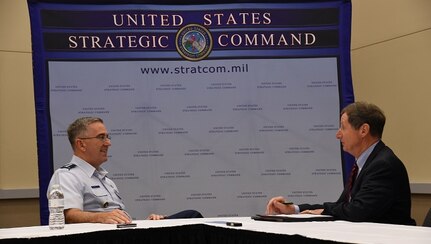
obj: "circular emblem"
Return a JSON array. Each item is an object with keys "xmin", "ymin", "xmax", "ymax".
[{"xmin": 176, "ymin": 24, "xmax": 213, "ymax": 61}]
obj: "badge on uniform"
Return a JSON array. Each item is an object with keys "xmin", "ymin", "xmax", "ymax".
[{"xmin": 61, "ymin": 163, "xmax": 76, "ymax": 170}]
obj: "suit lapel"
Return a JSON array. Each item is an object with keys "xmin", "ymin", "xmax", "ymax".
[{"xmin": 350, "ymin": 141, "xmax": 385, "ymax": 196}]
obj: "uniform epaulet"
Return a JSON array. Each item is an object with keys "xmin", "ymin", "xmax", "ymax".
[{"xmin": 61, "ymin": 163, "xmax": 77, "ymax": 170}]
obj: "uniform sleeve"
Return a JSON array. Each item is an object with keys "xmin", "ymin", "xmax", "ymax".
[{"xmin": 50, "ymin": 169, "xmax": 85, "ymax": 210}]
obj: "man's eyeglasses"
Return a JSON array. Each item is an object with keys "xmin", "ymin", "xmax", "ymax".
[{"xmin": 78, "ymin": 134, "xmax": 111, "ymax": 142}]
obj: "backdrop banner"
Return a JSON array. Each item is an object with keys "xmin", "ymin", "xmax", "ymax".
[{"xmin": 28, "ymin": 0, "xmax": 354, "ymax": 224}]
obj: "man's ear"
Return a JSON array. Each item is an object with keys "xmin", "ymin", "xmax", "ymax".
[
  {"xmin": 76, "ymin": 139, "xmax": 86, "ymax": 152},
  {"xmin": 360, "ymin": 123, "xmax": 370, "ymax": 136}
]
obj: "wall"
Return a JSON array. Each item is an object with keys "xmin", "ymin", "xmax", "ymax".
[
  {"xmin": 0, "ymin": 0, "xmax": 40, "ymax": 228},
  {"xmin": 350, "ymin": 0, "xmax": 431, "ymax": 225},
  {"xmin": 1, "ymin": 0, "xmax": 430, "ymax": 228}
]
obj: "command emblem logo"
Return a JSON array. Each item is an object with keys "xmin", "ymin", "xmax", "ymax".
[{"xmin": 176, "ymin": 24, "xmax": 213, "ymax": 61}]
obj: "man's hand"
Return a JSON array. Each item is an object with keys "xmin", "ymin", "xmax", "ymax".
[
  {"xmin": 64, "ymin": 208, "xmax": 132, "ymax": 224},
  {"xmin": 146, "ymin": 213, "xmax": 167, "ymax": 220},
  {"xmin": 265, "ymin": 196, "xmax": 296, "ymax": 215},
  {"xmin": 97, "ymin": 209, "xmax": 132, "ymax": 224},
  {"xmin": 300, "ymin": 209, "xmax": 324, "ymax": 215}
]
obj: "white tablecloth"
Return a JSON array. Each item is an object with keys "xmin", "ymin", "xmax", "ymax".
[{"xmin": 1, "ymin": 217, "xmax": 430, "ymax": 244}]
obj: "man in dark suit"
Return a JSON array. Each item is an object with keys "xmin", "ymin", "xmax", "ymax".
[{"xmin": 266, "ymin": 102, "xmax": 416, "ymax": 225}]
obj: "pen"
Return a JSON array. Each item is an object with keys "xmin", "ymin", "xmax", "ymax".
[{"xmin": 283, "ymin": 202, "xmax": 294, "ymax": 205}]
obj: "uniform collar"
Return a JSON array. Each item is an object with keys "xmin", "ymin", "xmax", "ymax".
[{"xmin": 72, "ymin": 155, "xmax": 108, "ymax": 179}]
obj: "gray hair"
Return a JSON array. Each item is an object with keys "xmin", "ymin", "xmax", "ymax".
[{"xmin": 67, "ymin": 117, "xmax": 104, "ymax": 149}]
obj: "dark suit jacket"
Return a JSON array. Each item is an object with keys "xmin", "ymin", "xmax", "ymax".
[{"xmin": 299, "ymin": 141, "xmax": 416, "ymax": 225}]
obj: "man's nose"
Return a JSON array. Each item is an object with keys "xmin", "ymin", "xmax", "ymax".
[{"xmin": 335, "ymin": 129, "xmax": 341, "ymax": 139}]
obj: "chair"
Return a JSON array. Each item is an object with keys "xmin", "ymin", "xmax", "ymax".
[{"xmin": 423, "ymin": 208, "xmax": 431, "ymax": 227}]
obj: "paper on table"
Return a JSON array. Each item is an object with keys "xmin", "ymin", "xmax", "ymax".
[
  {"xmin": 251, "ymin": 214, "xmax": 335, "ymax": 222},
  {"xmin": 273, "ymin": 214, "xmax": 334, "ymax": 218}
]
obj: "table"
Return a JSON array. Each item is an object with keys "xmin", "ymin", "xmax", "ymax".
[{"xmin": 1, "ymin": 217, "xmax": 431, "ymax": 244}]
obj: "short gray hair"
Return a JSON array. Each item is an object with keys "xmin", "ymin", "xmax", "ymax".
[{"xmin": 67, "ymin": 117, "xmax": 104, "ymax": 149}]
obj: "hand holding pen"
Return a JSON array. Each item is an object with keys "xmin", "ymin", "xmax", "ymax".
[{"xmin": 265, "ymin": 196, "xmax": 296, "ymax": 215}]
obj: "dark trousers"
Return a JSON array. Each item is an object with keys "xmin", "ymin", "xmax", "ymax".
[{"xmin": 166, "ymin": 209, "xmax": 203, "ymax": 219}]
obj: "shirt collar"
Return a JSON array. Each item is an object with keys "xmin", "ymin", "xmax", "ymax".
[
  {"xmin": 72, "ymin": 155, "xmax": 108, "ymax": 179},
  {"xmin": 356, "ymin": 140, "xmax": 379, "ymax": 171}
]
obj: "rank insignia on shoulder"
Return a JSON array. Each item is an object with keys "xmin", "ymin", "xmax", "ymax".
[{"xmin": 61, "ymin": 164, "xmax": 77, "ymax": 170}]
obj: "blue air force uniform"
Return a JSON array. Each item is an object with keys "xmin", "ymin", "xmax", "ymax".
[{"xmin": 47, "ymin": 155, "xmax": 126, "ymax": 212}]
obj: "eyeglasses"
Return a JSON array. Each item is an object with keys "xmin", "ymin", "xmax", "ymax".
[{"xmin": 78, "ymin": 134, "xmax": 111, "ymax": 142}]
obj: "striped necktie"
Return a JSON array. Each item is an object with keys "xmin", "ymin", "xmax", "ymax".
[{"xmin": 346, "ymin": 162, "xmax": 358, "ymax": 202}]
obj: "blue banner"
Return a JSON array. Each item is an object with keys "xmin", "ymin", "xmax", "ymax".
[{"xmin": 28, "ymin": 0, "xmax": 353, "ymax": 225}]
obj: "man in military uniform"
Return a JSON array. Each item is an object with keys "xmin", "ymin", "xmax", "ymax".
[{"xmin": 47, "ymin": 117, "xmax": 202, "ymax": 224}]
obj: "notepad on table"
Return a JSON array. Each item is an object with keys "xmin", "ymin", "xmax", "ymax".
[{"xmin": 251, "ymin": 214, "xmax": 334, "ymax": 222}]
